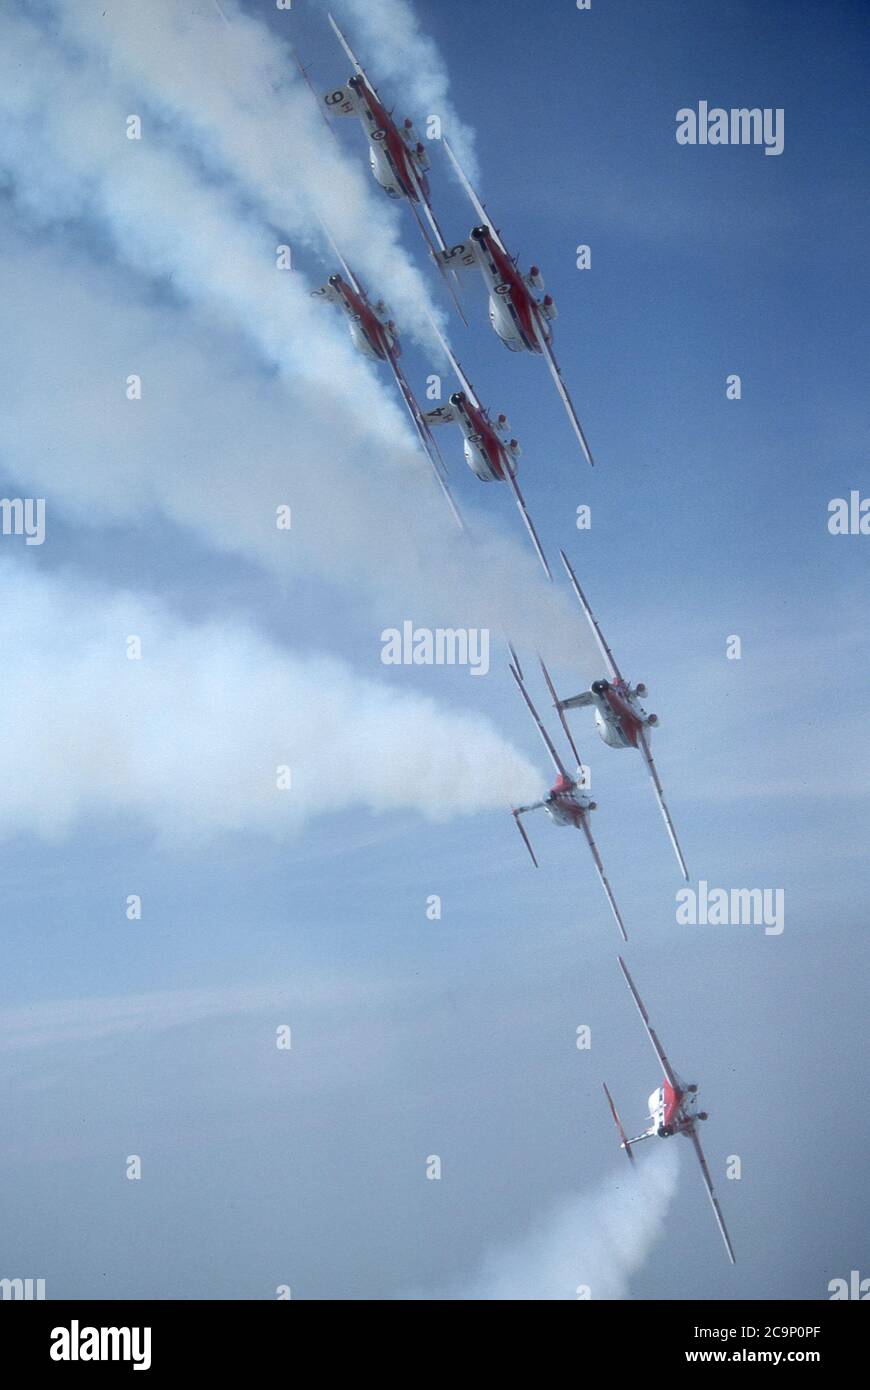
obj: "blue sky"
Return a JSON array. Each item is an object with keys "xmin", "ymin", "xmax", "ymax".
[{"xmin": 0, "ymin": 0, "xmax": 868, "ymax": 1299}]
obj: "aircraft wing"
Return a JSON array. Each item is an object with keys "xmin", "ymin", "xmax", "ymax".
[
  {"xmin": 637, "ymin": 726, "xmax": 689, "ymax": 880},
  {"xmin": 312, "ymin": 213, "xmax": 365, "ymax": 300},
  {"xmin": 404, "ymin": 161, "xmax": 450, "ymax": 256},
  {"xmin": 533, "ymin": 319, "xmax": 595, "ymax": 467},
  {"xmin": 511, "ymin": 808, "xmax": 540, "ymax": 867},
  {"xmin": 690, "ymin": 1129, "xmax": 737, "ymax": 1265},
  {"xmin": 328, "ymin": 12, "xmax": 370, "ymax": 83},
  {"xmin": 603, "ymin": 1083, "xmax": 636, "ymax": 1164},
  {"xmin": 443, "ymin": 137, "xmax": 509, "ymax": 255},
  {"xmin": 425, "ymin": 311, "xmax": 479, "ymax": 406},
  {"xmin": 618, "ymin": 955, "xmax": 680, "ymax": 1090},
  {"xmin": 509, "ymin": 663, "xmax": 570, "ymax": 782},
  {"xmin": 411, "ymin": 187, "xmax": 469, "ymax": 324},
  {"xmin": 506, "ymin": 640, "xmax": 524, "ymax": 683},
  {"xmin": 579, "ymin": 815, "xmax": 628, "ymax": 941},
  {"xmin": 398, "ymin": 190, "xmax": 467, "ymax": 323},
  {"xmin": 504, "ymin": 470, "xmax": 552, "ymax": 581},
  {"xmin": 539, "ymin": 658, "xmax": 584, "ymax": 767},
  {"xmin": 387, "ymin": 351, "xmax": 465, "ymax": 531},
  {"xmin": 291, "ymin": 52, "xmax": 351, "ymax": 134},
  {"xmin": 559, "ymin": 550, "xmax": 623, "ymax": 681}
]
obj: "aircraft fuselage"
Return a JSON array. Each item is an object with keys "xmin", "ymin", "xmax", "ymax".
[
  {"xmin": 568, "ymin": 678, "xmax": 654, "ymax": 750},
  {"xmin": 329, "ymin": 274, "xmax": 397, "ymax": 361},
  {"xmin": 466, "ymin": 225, "xmax": 551, "ymax": 354},
  {"xmin": 447, "ymin": 391, "xmax": 518, "ymax": 482},
  {"xmin": 649, "ymin": 1079, "xmax": 702, "ymax": 1138},
  {"xmin": 348, "ymin": 74, "xmax": 431, "ymax": 203}
]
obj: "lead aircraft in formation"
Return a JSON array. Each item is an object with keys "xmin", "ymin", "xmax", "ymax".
[{"xmin": 322, "ymin": 13, "xmax": 466, "ymax": 320}]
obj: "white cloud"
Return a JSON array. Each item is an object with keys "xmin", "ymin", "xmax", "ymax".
[
  {"xmin": 0, "ymin": 560, "xmax": 541, "ymax": 842},
  {"xmin": 0, "ymin": 973, "xmax": 393, "ymax": 1050}
]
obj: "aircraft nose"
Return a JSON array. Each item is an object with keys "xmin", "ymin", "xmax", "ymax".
[
  {"xmin": 450, "ymin": 392, "xmax": 464, "ymax": 406},
  {"xmin": 591, "ymin": 679, "xmax": 610, "ymax": 694}
]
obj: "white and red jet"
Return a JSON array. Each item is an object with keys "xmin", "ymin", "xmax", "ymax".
[
  {"xmin": 510, "ymin": 662, "xmax": 627, "ymax": 941},
  {"xmin": 322, "ymin": 14, "xmax": 465, "ymax": 319},
  {"xmin": 540, "ymin": 550, "xmax": 689, "ymax": 880},
  {"xmin": 436, "ymin": 138, "xmax": 595, "ymax": 468},
  {"xmin": 312, "ymin": 251, "xmax": 463, "ymax": 528},
  {"xmin": 421, "ymin": 318, "xmax": 552, "ymax": 579},
  {"xmin": 603, "ymin": 956, "xmax": 736, "ymax": 1264}
]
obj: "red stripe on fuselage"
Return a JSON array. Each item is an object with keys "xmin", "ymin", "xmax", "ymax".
[
  {"xmin": 337, "ymin": 280, "xmax": 391, "ymax": 360},
  {"xmin": 603, "ymin": 684, "xmax": 641, "ymax": 747},
  {"xmin": 481, "ymin": 232, "xmax": 539, "ymax": 351},
  {"xmin": 457, "ymin": 397, "xmax": 506, "ymax": 480},
  {"xmin": 663, "ymin": 1079, "xmax": 683, "ymax": 1127},
  {"xmin": 355, "ymin": 78, "xmax": 430, "ymax": 201}
]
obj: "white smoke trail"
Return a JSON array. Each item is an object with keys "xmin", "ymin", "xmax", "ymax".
[
  {"xmin": 0, "ymin": 560, "xmax": 541, "ymax": 843},
  {"xmin": 0, "ymin": 7, "xmax": 591, "ymax": 661},
  {"xmin": 0, "ymin": 1, "xmax": 581, "ymax": 648},
  {"xmin": 434, "ymin": 1145, "xmax": 679, "ymax": 1300},
  {"xmin": 0, "ymin": 10, "xmax": 380, "ymax": 392},
  {"xmin": 0, "ymin": 216, "xmax": 584, "ymax": 657},
  {"xmin": 37, "ymin": 0, "xmax": 447, "ymax": 348}
]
